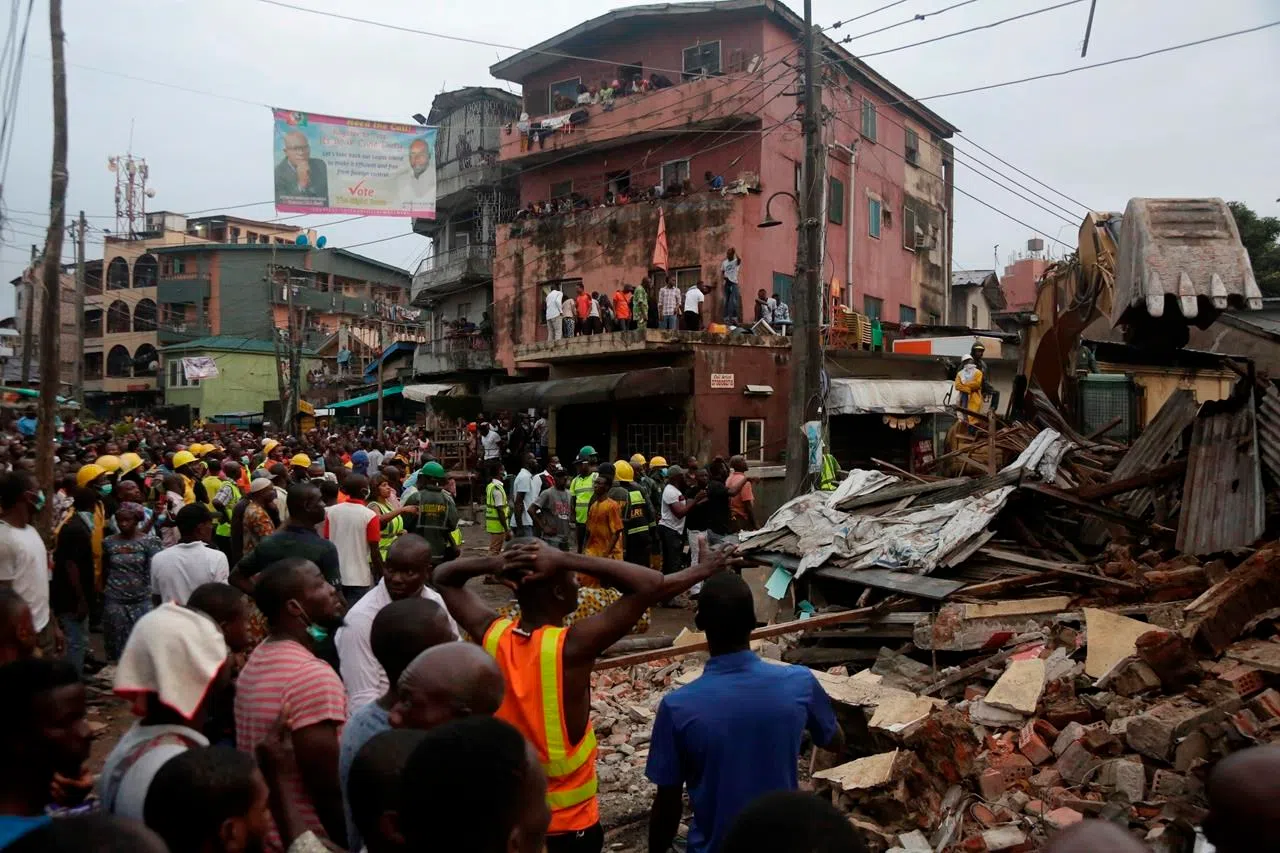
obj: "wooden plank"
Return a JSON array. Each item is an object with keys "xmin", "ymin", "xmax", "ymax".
[
  {"xmin": 812, "ymin": 566, "xmax": 968, "ymax": 601},
  {"xmin": 1021, "ymin": 482, "xmax": 1156, "ymax": 532},
  {"xmin": 920, "ymin": 640, "xmax": 1042, "ymax": 696},
  {"xmin": 979, "ymin": 546, "xmax": 1142, "ymax": 589},
  {"xmin": 1074, "ymin": 459, "xmax": 1187, "ymax": 501},
  {"xmin": 593, "ymin": 597, "xmax": 908, "ymax": 671}
]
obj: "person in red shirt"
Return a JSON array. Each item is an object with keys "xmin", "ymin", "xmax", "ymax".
[
  {"xmin": 612, "ymin": 287, "xmax": 633, "ymax": 332},
  {"xmin": 574, "ymin": 284, "xmax": 591, "ymax": 332}
]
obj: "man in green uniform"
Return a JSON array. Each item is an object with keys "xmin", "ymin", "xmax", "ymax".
[
  {"xmin": 401, "ymin": 461, "xmax": 460, "ymax": 562},
  {"xmin": 569, "ymin": 450, "xmax": 597, "ymax": 554}
]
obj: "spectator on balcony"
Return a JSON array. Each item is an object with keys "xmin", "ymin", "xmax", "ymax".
[
  {"xmin": 755, "ymin": 289, "xmax": 773, "ymax": 326},
  {"xmin": 772, "ymin": 294, "xmax": 792, "ymax": 335},
  {"xmin": 574, "ymin": 284, "xmax": 591, "ymax": 335},
  {"xmin": 561, "ymin": 290, "xmax": 577, "ymax": 338},
  {"xmin": 721, "ymin": 248, "xmax": 742, "ymax": 325},
  {"xmin": 585, "ymin": 291, "xmax": 602, "ymax": 335},
  {"xmin": 705, "ymin": 171, "xmax": 725, "ymax": 191},
  {"xmin": 479, "ymin": 312, "xmax": 493, "ymax": 342},
  {"xmin": 650, "ymin": 72, "xmax": 674, "ymax": 90},
  {"xmin": 684, "ymin": 282, "xmax": 708, "ymax": 332},
  {"xmin": 659, "ymin": 277, "xmax": 681, "ymax": 331},
  {"xmin": 575, "ymin": 83, "xmax": 593, "ymax": 106},
  {"xmin": 632, "ymin": 281, "xmax": 649, "ymax": 331},
  {"xmin": 544, "ymin": 284, "xmax": 564, "ymax": 343},
  {"xmin": 600, "ymin": 80, "xmax": 618, "ymax": 111},
  {"xmin": 612, "ymin": 286, "xmax": 633, "ymax": 332}
]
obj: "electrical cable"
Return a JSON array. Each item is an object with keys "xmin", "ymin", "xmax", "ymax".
[
  {"xmin": 830, "ymin": 0, "xmax": 985, "ymax": 43},
  {"xmin": 857, "ymin": 0, "xmax": 1087, "ymax": 59}
]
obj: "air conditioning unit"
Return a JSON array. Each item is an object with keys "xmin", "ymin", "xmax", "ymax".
[{"xmin": 914, "ymin": 232, "xmax": 930, "ymax": 250}]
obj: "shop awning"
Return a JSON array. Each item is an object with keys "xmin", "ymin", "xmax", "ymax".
[
  {"xmin": 401, "ymin": 383, "xmax": 461, "ymax": 403},
  {"xmin": 328, "ymin": 385, "xmax": 404, "ymax": 410},
  {"xmin": 827, "ymin": 378, "xmax": 954, "ymax": 415},
  {"xmin": 482, "ymin": 367, "xmax": 691, "ymax": 411}
]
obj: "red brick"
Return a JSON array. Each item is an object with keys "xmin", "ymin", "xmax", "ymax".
[
  {"xmin": 1024, "ymin": 799, "xmax": 1047, "ymax": 816},
  {"xmin": 1250, "ymin": 688, "xmax": 1280, "ymax": 723},
  {"xmin": 990, "ymin": 752, "xmax": 1034, "ymax": 788},
  {"xmin": 972, "ymin": 804, "xmax": 1000, "ymax": 827},
  {"xmin": 1219, "ymin": 664, "xmax": 1265, "ymax": 697},
  {"xmin": 966, "ymin": 684, "xmax": 990, "ymax": 702},
  {"xmin": 980, "ymin": 768, "xmax": 1010, "ymax": 800},
  {"xmin": 1018, "ymin": 723, "xmax": 1053, "ymax": 766},
  {"xmin": 1044, "ymin": 807, "xmax": 1084, "ymax": 831}
]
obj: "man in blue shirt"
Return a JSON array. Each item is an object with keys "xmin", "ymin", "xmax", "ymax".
[
  {"xmin": 15, "ymin": 408, "xmax": 36, "ymax": 438},
  {"xmin": 645, "ymin": 573, "xmax": 844, "ymax": 853}
]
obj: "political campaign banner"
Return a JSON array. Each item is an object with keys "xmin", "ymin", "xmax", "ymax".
[
  {"xmin": 182, "ymin": 357, "xmax": 219, "ymax": 381},
  {"xmin": 272, "ymin": 108, "xmax": 437, "ymax": 218}
]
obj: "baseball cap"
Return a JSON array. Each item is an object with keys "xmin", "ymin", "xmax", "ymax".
[
  {"xmin": 596, "ymin": 462, "xmax": 616, "ymax": 480},
  {"xmin": 666, "ymin": 465, "xmax": 685, "ymax": 477}
]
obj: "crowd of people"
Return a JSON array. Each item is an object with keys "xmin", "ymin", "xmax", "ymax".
[
  {"xmin": 542, "ymin": 248, "xmax": 792, "ymax": 339},
  {"xmin": 0, "ymin": 415, "xmax": 1265, "ymax": 853}
]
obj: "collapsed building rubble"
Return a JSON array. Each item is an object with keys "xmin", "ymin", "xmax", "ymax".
[{"xmin": 593, "ymin": 377, "xmax": 1280, "ymax": 851}]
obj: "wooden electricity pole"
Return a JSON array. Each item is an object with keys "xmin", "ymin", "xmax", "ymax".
[
  {"xmin": 784, "ymin": 0, "xmax": 826, "ymax": 497},
  {"xmin": 35, "ymin": 0, "xmax": 68, "ymax": 537},
  {"xmin": 375, "ymin": 319, "xmax": 386, "ymax": 433},
  {"xmin": 20, "ymin": 245, "xmax": 36, "ymax": 387},
  {"xmin": 71, "ymin": 210, "xmax": 86, "ymax": 404}
]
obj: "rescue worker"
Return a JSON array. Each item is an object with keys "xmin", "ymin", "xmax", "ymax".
[
  {"xmin": 211, "ymin": 461, "xmax": 243, "ymax": 557},
  {"xmin": 201, "ymin": 456, "xmax": 227, "ymax": 516},
  {"xmin": 402, "ymin": 461, "xmax": 460, "ymax": 562},
  {"xmin": 290, "ymin": 453, "xmax": 312, "ymax": 483},
  {"xmin": 613, "ymin": 460, "xmax": 655, "ymax": 568},
  {"xmin": 818, "ymin": 451, "xmax": 841, "ymax": 492},
  {"xmin": 435, "ymin": 543, "xmax": 686, "ymax": 853},
  {"xmin": 485, "ymin": 460, "xmax": 511, "ymax": 554},
  {"xmin": 95, "ymin": 454, "xmax": 121, "ymax": 491},
  {"xmin": 629, "ymin": 454, "xmax": 659, "ymax": 520},
  {"xmin": 648, "ymin": 455, "xmax": 669, "ymax": 491},
  {"xmin": 117, "ymin": 452, "xmax": 146, "ymax": 492},
  {"xmin": 170, "ymin": 450, "xmax": 204, "ymax": 506},
  {"xmin": 953, "ymin": 354, "xmax": 985, "ymax": 433},
  {"xmin": 970, "ymin": 340, "xmax": 995, "ymax": 401},
  {"xmin": 569, "ymin": 455, "xmax": 597, "ymax": 554}
]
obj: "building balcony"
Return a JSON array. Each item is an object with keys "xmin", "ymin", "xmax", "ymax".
[
  {"xmin": 157, "ymin": 322, "xmax": 212, "ymax": 345},
  {"xmin": 270, "ymin": 286, "xmax": 372, "ymax": 316},
  {"xmin": 500, "ymin": 74, "xmax": 769, "ymax": 164},
  {"xmin": 514, "ymin": 327, "xmax": 788, "ymax": 363},
  {"xmin": 158, "ymin": 275, "xmax": 211, "ymax": 304},
  {"xmin": 412, "ymin": 245, "xmax": 495, "ymax": 302},
  {"xmin": 99, "ymin": 375, "xmax": 159, "ymax": 393},
  {"xmin": 414, "ymin": 333, "xmax": 496, "ymax": 375}
]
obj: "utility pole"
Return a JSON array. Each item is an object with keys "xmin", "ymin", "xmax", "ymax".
[
  {"xmin": 785, "ymin": 0, "xmax": 827, "ymax": 497},
  {"xmin": 293, "ymin": 306, "xmax": 306, "ymax": 432},
  {"xmin": 71, "ymin": 210, "xmax": 85, "ymax": 404},
  {"xmin": 375, "ymin": 319, "xmax": 386, "ymax": 434},
  {"xmin": 20, "ymin": 245, "xmax": 36, "ymax": 387},
  {"xmin": 36, "ymin": 0, "xmax": 68, "ymax": 538},
  {"xmin": 285, "ymin": 280, "xmax": 297, "ymax": 429}
]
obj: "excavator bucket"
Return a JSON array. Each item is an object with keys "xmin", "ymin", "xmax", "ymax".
[{"xmin": 1111, "ymin": 198, "xmax": 1263, "ymax": 337}]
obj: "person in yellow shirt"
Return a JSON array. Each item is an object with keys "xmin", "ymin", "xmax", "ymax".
[
  {"xmin": 584, "ymin": 462, "xmax": 623, "ymax": 561},
  {"xmin": 953, "ymin": 354, "xmax": 985, "ymax": 432}
]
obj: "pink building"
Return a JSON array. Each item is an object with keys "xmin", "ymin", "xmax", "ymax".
[
  {"xmin": 1001, "ymin": 257, "xmax": 1052, "ymax": 310},
  {"xmin": 488, "ymin": 0, "xmax": 957, "ymax": 373}
]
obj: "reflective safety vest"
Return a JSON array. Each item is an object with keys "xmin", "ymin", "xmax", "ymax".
[
  {"xmin": 482, "ymin": 619, "xmax": 599, "ymax": 833},
  {"xmin": 621, "ymin": 485, "xmax": 651, "ymax": 536},
  {"xmin": 570, "ymin": 474, "xmax": 596, "ymax": 524},
  {"xmin": 370, "ymin": 500, "xmax": 404, "ymax": 559},
  {"xmin": 213, "ymin": 482, "xmax": 241, "ymax": 538},
  {"xmin": 485, "ymin": 481, "xmax": 506, "ymax": 534},
  {"xmin": 818, "ymin": 454, "xmax": 840, "ymax": 491},
  {"xmin": 202, "ymin": 476, "xmax": 223, "ymax": 514},
  {"xmin": 410, "ymin": 487, "xmax": 455, "ymax": 556}
]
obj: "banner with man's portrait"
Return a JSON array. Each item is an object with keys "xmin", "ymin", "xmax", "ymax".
[{"xmin": 272, "ymin": 108, "xmax": 437, "ymax": 218}]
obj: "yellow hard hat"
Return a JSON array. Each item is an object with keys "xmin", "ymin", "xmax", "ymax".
[
  {"xmin": 262, "ymin": 439, "xmax": 279, "ymax": 454},
  {"xmin": 291, "ymin": 453, "xmax": 312, "ymax": 468},
  {"xmin": 613, "ymin": 460, "xmax": 635, "ymax": 482},
  {"xmin": 172, "ymin": 450, "xmax": 197, "ymax": 469},
  {"xmin": 194, "ymin": 443, "xmax": 214, "ymax": 457},
  {"xmin": 649, "ymin": 455, "xmax": 668, "ymax": 468},
  {"xmin": 76, "ymin": 464, "xmax": 107, "ymax": 488},
  {"xmin": 629, "ymin": 453, "xmax": 646, "ymax": 467},
  {"xmin": 119, "ymin": 452, "xmax": 144, "ymax": 475},
  {"xmin": 95, "ymin": 454, "xmax": 121, "ymax": 473},
  {"xmin": 187, "ymin": 443, "xmax": 204, "ymax": 457}
]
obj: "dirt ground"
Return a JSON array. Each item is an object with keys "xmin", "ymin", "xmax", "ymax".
[{"xmin": 85, "ymin": 520, "xmax": 696, "ymax": 849}]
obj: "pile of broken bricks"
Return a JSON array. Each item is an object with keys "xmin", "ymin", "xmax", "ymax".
[{"xmin": 804, "ymin": 546, "xmax": 1280, "ymax": 853}]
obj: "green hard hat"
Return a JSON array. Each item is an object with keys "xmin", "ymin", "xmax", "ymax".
[
  {"xmin": 579, "ymin": 445, "xmax": 597, "ymax": 457},
  {"xmin": 421, "ymin": 461, "xmax": 447, "ymax": 478}
]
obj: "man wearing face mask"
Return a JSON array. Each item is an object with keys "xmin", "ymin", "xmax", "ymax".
[
  {"xmin": 235, "ymin": 557, "xmax": 349, "ymax": 852},
  {"xmin": 0, "ymin": 470, "xmax": 61, "ymax": 661}
]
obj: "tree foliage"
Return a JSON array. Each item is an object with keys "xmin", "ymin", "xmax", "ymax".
[{"xmin": 1228, "ymin": 201, "xmax": 1280, "ymax": 297}]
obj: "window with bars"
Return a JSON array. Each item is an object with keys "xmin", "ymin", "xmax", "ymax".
[
  {"xmin": 661, "ymin": 159, "xmax": 690, "ymax": 189},
  {"xmin": 899, "ymin": 304, "xmax": 917, "ymax": 323},
  {"xmin": 624, "ymin": 422, "xmax": 686, "ymax": 463},
  {"xmin": 682, "ymin": 41, "xmax": 721, "ymax": 79}
]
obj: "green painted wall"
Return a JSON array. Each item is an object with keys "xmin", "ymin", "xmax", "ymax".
[{"xmin": 164, "ymin": 350, "xmax": 320, "ymax": 418}]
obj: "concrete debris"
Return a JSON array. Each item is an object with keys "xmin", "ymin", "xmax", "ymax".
[{"xmin": 984, "ymin": 658, "xmax": 1047, "ymax": 714}]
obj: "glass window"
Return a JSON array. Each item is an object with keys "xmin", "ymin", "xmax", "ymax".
[
  {"xmin": 868, "ymin": 198, "xmax": 882, "ymax": 238},
  {"xmin": 860, "ymin": 98, "xmax": 878, "ymax": 142},
  {"xmin": 741, "ymin": 419, "xmax": 764, "ymax": 463},
  {"xmin": 549, "ymin": 78, "xmax": 581, "ymax": 112},
  {"xmin": 864, "ymin": 295, "xmax": 883, "ymax": 319},
  {"xmin": 682, "ymin": 41, "xmax": 721, "ymax": 79},
  {"xmin": 661, "ymin": 159, "xmax": 690, "ymax": 189},
  {"xmin": 672, "ymin": 267, "xmax": 701, "ymax": 290},
  {"xmin": 772, "ymin": 272, "xmax": 794, "ymax": 305},
  {"xmin": 828, "ymin": 178, "xmax": 844, "ymax": 225},
  {"xmin": 905, "ymin": 128, "xmax": 920, "ymax": 165},
  {"xmin": 549, "ymin": 180, "xmax": 573, "ymax": 201},
  {"xmin": 899, "ymin": 304, "xmax": 917, "ymax": 323}
]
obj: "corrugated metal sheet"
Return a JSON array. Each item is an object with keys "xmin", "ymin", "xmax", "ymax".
[
  {"xmin": 1257, "ymin": 383, "xmax": 1280, "ymax": 484},
  {"xmin": 1176, "ymin": 395, "xmax": 1264, "ymax": 555}
]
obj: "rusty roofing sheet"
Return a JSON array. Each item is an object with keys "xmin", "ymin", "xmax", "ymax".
[
  {"xmin": 1176, "ymin": 394, "xmax": 1264, "ymax": 555},
  {"xmin": 1111, "ymin": 388, "xmax": 1199, "ymax": 517},
  {"xmin": 1257, "ymin": 383, "xmax": 1280, "ymax": 485}
]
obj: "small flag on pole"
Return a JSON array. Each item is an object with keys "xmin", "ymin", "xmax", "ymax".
[{"xmin": 651, "ymin": 208, "xmax": 668, "ymax": 273}]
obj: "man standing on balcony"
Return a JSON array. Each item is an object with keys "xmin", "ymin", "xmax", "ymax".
[
  {"xmin": 658, "ymin": 277, "xmax": 681, "ymax": 331},
  {"xmin": 632, "ymin": 280, "xmax": 649, "ymax": 331},
  {"xmin": 684, "ymin": 282, "xmax": 708, "ymax": 332},
  {"xmin": 545, "ymin": 283, "xmax": 564, "ymax": 343},
  {"xmin": 721, "ymin": 248, "xmax": 742, "ymax": 325}
]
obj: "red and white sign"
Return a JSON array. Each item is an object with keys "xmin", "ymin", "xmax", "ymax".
[{"xmin": 710, "ymin": 373, "xmax": 735, "ymax": 389}]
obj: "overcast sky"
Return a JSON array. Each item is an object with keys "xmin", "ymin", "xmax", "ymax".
[{"xmin": 0, "ymin": 0, "xmax": 1276, "ymax": 317}]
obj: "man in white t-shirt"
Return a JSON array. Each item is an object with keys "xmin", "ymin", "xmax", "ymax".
[
  {"xmin": 479, "ymin": 422, "xmax": 503, "ymax": 461},
  {"xmin": 545, "ymin": 283, "xmax": 564, "ymax": 342},
  {"xmin": 150, "ymin": 504, "xmax": 229, "ymax": 605},
  {"xmin": 511, "ymin": 451, "xmax": 542, "ymax": 539},
  {"xmin": 658, "ymin": 466, "xmax": 704, "ymax": 576},
  {"xmin": 322, "ymin": 474, "xmax": 384, "ymax": 605},
  {"xmin": 0, "ymin": 470, "xmax": 57, "ymax": 655},
  {"xmin": 683, "ymin": 282, "xmax": 708, "ymax": 332},
  {"xmin": 721, "ymin": 248, "xmax": 742, "ymax": 325}
]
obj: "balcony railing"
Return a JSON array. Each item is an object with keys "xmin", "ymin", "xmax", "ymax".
[
  {"xmin": 414, "ymin": 332, "xmax": 495, "ymax": 375},
  {"xmin": 413, "ymin": 244, "xmax": 495, "ymax": 298},
  {"xmin": 157, "ymin": 322, "xmax": 212, "ymax": 344}
]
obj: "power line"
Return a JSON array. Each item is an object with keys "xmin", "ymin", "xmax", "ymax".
[
  {"xmin": 823, "ymin": 0, "xmax": 917, "ymax": 33},
  {"xmin": 858, "ymin": 0, "xmax": 1087, "ymax": 58},
  {"xmin": 0, "ymin": 0, "xmax": 34, "ymax": 197},
  {"xmin": 955, "ymin": 133, "xmax": 1092, "ymax": 211}
]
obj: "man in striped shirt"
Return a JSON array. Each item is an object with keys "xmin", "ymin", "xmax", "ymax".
[
  {"xmin": 658, "ymin": 277, "xmax": 682, "ymax": 330},
  {"xmin": 235, "ymin": 557, "xmax": 349, "ymax": 851}
]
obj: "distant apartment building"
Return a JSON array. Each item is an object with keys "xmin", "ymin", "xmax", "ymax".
[
  {"xmin": 410, "ymin": 87, "xmax": 521, "ymax": 390},
  {"xmin": 9, "ymin": 257, "xmax": 92, "ymax": 390},
  {"xmin": 489, "ymin": 0, "xmax": 957, "ymax": 375},
  {"xmin": 86, "ymin": 210, "xmax": 414, "ymax": 417},
  {"xmin": 1001, "ymin": 257, "xmax": 1052, "ymax": 310},
  {"xmin": 950, "ymin": 269, "xmax": 1006, "ymax": 330}
]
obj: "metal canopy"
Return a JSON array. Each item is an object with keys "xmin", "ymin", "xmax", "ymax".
[{"xmin": 482, "ymin": 367, "xmax": 691, "ymax": 410}]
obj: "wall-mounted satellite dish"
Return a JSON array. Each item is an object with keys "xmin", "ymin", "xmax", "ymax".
[
  {"xmin": 316, "ymin": 235, "xmax": 327, "ymax": 248},
  {"xmin": 295, "ymin": 234, "xmax": 309, "ymax": 246}
]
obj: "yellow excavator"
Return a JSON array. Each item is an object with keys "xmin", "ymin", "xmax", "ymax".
[{"xmin": 1017, "ymin": 198, "xmax": 1262, "ymax": 411}]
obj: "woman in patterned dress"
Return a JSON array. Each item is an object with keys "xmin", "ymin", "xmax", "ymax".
[{"xmin": 100, "ymin": 502, "xmax": 163, "ymax": 660}]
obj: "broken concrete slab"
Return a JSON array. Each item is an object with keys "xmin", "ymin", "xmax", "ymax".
[
  {"xmin": 1183, "ymin": 547, "xmax": 1280, "ymax": 655},
  {"xmin": 984, "ymin": 658, "xmax": 1047, "ymax": 714},
  {"xmin": 1224, "ymin": 638, "xmax": 1280, "ymax": 674},
  {"xmin": 1084, "ymin": 608, "xmax": 1169, "ymax": 678},
  {"xmin": 813, "ymin": 750, "xmax": 902, "ymax": 791},
  {"xmin": 981, "ymin": 825, "xmax": 1027, "ymax": 851},
  {"xmin": 1125, "ymin": 700, "xmax": 1236, "ymax": 761},
  {"xmin": 869, "ymin": 694, "xmax": 938, "ymax": 734},
  {"xmin": 970, "ymin": 699, "xmax": 1027, "ymax": 728},
  {"xmin": 963, "ymin": 597, "xmax": 1074, "ymax": 620},
  {"xmin": 914, "ymin": 603, "xmax": 1075, "ymax": 651}
]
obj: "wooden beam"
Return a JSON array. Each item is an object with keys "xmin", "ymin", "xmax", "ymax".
[
  {"xmin": 980, "ymin": 546, "xmax": 1143, "ymax": 589},
  {"xmin": 1074, "ymin": 459, "xmax": 1186, "ymax": 501}
]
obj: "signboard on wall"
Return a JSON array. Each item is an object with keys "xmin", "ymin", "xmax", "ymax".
[
  {"xmin": 272, "ymin": 108, "xmax": 438, "ymax": 218},
  {"xmin": 710, "ymin": 373, "xmax": 735, "ymax": 389}
]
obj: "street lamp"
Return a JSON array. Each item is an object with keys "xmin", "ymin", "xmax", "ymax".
[{"xmin": 758, "ymin": 191, "xmax": 798, "ymax": 229}]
